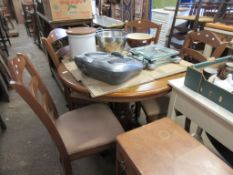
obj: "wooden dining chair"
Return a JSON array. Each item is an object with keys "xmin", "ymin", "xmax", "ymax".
[
  {"xmin": 8, "ymin": 53, "xmax": 124, "ymax": 175},
  {"xmin": 214, "ymin": 0, "xmax": 233, "ymax": 24},
  {"xmin": 124, "ymin": 19, "xmax": 162, "ymax": 44},
  {"xmin": 141, "ymin": 30, "xmax": 228, "ymax": 123},
  {"xmin": 180, "ymin": 30, "xmax": 228, "ymax": 63},
  {"xmin": 21, "ymin": 0, "xmax": 35, "ymax": 37},
  {"xmin": 42, "ymin": 28, "xmax": 95, "ymax": 110},
  {"xmin": 42, "ymin": 28, "xmax": 69, "ymax": 69}
]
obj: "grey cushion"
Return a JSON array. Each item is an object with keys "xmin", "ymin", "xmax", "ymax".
[
  {"xmin": 141, "ymin": 94, "xmax": 170, "ymax": 120},
  {"xmin": 55, "ymin": 104, "xmax": 124, "ymax": 157}
]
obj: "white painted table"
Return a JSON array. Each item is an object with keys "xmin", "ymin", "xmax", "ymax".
[{"xmin": 168, "ymin": 78, "xmax": 233, "ymax": 152}]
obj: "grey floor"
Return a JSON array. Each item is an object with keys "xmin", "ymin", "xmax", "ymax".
[{"xmin": 0, "ymin": 25, "xmax": 115, "ymax": 175}]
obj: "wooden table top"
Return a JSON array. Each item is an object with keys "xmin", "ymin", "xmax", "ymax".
[
  {"xmin": 176, "ymin": 15, "xmax": 214, "ymax": 23},
  {"xmin": 93, "ymin": 15, "xmax": 124, "ymax": 29},
  {"xmin": 58, "ymin": 63, "xmax": 185, "ymax": 102},
  {"xmin": 117, "ymin": 118, "xmax": 233, "ymax": 175},
  {"xmin": 205, "ymin": 22, "xmax": 233, "ymax": 32}
]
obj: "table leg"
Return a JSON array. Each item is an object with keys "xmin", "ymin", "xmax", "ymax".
[
  {"xmin": 184, "ymin": 118, "xmax": 191, "ymax": 132},
  {"xmin": 167, "ymin": 91, "xmax": 177, "ymax": 119},
  {"xmin": 193, "ymin": 126, "xmax": 203, "ymax": 142},
  {"xmin": 168, "ymin": 90, "xmax": 192, "ymax": 133}
]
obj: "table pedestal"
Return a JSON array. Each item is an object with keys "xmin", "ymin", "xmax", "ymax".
[{"xmin": 110, "ymin": 102, "xmax": 141, "ymax": 130}]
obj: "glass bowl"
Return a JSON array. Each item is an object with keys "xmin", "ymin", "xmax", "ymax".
[{"xmin": 96, "ymin": 29, "xmax": 127, "ymax": 53}]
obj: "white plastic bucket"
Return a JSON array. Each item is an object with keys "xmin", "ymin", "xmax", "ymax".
[{"xmin": 67, "ymin": 27, "xmax": 96, "ymax": 58}]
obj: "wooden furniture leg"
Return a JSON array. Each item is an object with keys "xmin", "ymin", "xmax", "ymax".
[
  {"xmin": 110, "ymin": 102, "xmax": 140, "ymax": 130},
  {"xmin": 184, "ymin": 118, "xmax": 191, "ymax": 132},
  {"xmin": 168, "ymin": 89, "xmax": 192, "ymax": 133},
  {"xmin": 0, "ymin": 115, "xmax": 6, "ymax": 130},
  {"xmin": 193, "ymin": 126, "xmax": 204, "ymax": 142}
]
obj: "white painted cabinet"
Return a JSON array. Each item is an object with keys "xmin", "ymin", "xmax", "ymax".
[{"xmin": 151, "ymin": 9, "xmax": 174, "ymax": 46}]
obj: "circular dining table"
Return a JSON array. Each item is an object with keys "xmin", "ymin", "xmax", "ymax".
[
  {"xmin": 58, "ymin": 63, "xmax": 185, "ymax": 102},
  {"xmin": 58, "ymin": 63, "xmax": 185, "ymax": 129}
]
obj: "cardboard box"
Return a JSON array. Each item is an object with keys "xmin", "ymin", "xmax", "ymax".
[
  {"xmin": 184, "ymin": 55, "xmax": 233, "ymax": 113},
  {"xmin": 42, "ymin": 0, "xmax": 92, "ymax": 21}
]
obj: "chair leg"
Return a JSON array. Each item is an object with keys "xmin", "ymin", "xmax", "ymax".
[
  {"xmin": 61, "ymin": 159, "xmax": 73, "ymax": 175},
  {"xmin": 6, "ymin": 17, "xmax": 14, "ymax": 30},
  {"xmin": 24, "ymin": 23, "xmax": 30, "ymax": 36},
  {"xmin": 63, "ymin": 87, "xmax": 75, "ymax": 110},
  {"xmin": 0, "ymin": 115, "xmax": 6, "ymax": 130}
]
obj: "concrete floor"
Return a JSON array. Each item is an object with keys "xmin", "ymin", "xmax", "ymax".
[{"xmin": 0, "ymin": 25, "xmax": 115, "ymax": 175}]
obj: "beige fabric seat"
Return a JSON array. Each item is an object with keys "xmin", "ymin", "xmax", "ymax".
[
  {"xmin": 56, "ymin": 104, "xmax": 123, "ymax": 157},
  {"xmin": 124, "ymin": 19, "xmax": 162, "ymax": 44},
  {"xmin": 8, "ymin": 54, "xmax": 124, "ymax": 175},
  {"xmin": 141, "ymin": 94, "xmax": 170, "ymax": 122}
]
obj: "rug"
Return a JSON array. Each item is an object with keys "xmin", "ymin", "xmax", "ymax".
[{"xmin": 121, "ymin": 0, "xmax": 134, "ymax": 21}]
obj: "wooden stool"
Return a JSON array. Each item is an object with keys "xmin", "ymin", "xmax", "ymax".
[{"xmin": 116, "ymin": 118, "xmax": 232, "ymax": 175}]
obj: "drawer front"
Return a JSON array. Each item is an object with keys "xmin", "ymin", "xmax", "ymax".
[
  {"xmin": 117, "ymin": 144, "xmax": 139, "ymax": 175},
  {"xmin": 151, "ymin": 19, "xmax": 169, "ymax": 26}
]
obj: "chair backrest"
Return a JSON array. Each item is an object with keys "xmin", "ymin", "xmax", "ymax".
[
  {"xmin": 124, "ymin": 19, "xmax": 162, "ymax": 44},
  {"xmin": 180, "ymin": 30, "xmax": 227, "ymax": 63},
  {"xmin": 188, "ymin": 2, "xmax": 220, "ymax": 16},
  {"xmin": 214, "ymin": 1, "xmax": 233, "ymax": 24},
  {"xmin": 0, "ymin": 48, "xmax": 11, "ymax": 87},
  {"xmin": 21, "ymin": 0, "xmax": 34, "ymax": 21},
  {"xmin": 202, "ymin": 2, "xmax": 220, "ymax": 17},
  {"xmin": 42, "ymin": 28, "xmax": 70, "ymax": 69},
  {"xmin": 8, "ymin": 53, "xmax": 69, "ymax": 159},
  {"xmin": 188, "ymin": 3, "xmax": 199, "ymax": 16}
]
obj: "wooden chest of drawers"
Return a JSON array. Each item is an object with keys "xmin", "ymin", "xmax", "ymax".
[{"xmin": 116, "ymin": 118, "xmax": 233, "ymax": 175}]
